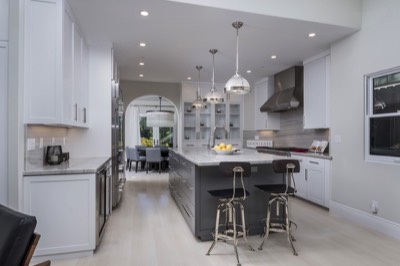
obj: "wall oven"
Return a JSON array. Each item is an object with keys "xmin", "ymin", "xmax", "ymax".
[{"xmin": 96, "ymin": 159, "xmax": 112, "ymax": 247}]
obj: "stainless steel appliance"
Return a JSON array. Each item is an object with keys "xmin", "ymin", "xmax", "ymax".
[
  {"xmin": 111, "ymin": 81, "xmax": 125, "ymax": 207},
  {"xmin": 96, "ymin": 159, "xmax": 112, "ymax": 246}
]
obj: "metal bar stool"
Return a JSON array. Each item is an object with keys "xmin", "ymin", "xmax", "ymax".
[
  {"xmin": 255, "ymin": 159, "xmax": 300, "ymax": 256},
  {"xmin": 206, "ymin": 162, "xmax": 255, "ymax": 266}
]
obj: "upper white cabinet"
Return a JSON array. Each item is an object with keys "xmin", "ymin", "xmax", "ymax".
[
  {"xmin": 0, "ymin": 0, "xmax": 8, "ymax": 41},
  {"xmin": 303, "ymin": 53, "xmax": 330, "ymax": 129},
  {"xmin": 254, "ymin": 77, "xmax": 280, "ymax": 130},
  {"xmin": 24, "ymin": 0, "xmax": 89, "ymax": 127}
]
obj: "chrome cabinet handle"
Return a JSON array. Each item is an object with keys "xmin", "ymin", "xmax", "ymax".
[
  {"xmin": 83, "ymin": 107, "xmax": 87, "ymax": 123},
  {"xmin": 309, "ymin": 160, "xmax": 319, "ymax": 165},
  {"xmin": 305, "ymin": 169, "xmax": 308, "ymax": 181},
  {"xmin": 74, "ymin": 103, "xmax": 78, "ymax": 121}
]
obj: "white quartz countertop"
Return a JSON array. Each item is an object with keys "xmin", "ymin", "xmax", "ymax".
[
  {"xmin": 171, "ymin": 148, "xmax": 285, "ymax": 166},
  {"xmin": 23, "ymin": 157, "xmax": 111, "ymax": 176}
]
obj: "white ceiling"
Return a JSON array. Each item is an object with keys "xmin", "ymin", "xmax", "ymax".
[{"xmin": 67, "ymin": 0, "xmax": 360, "ymax": 85}]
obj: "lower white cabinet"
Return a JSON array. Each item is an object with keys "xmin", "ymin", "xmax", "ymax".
[
  {"xmin": 292, "ymin": 155, "xmax": 331, "ymax": 208},
  {"xmin": 24, "ymin": 174, "xmax": 96, "ymax": 256}
]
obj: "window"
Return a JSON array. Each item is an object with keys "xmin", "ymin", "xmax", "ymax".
[
  {"xmin": 365, "ymin": 66, "xmax": 400, "ymax": 164},
  {"xmin": 139, "ymin": 116, "xmax": 173, "ymax": 147}
]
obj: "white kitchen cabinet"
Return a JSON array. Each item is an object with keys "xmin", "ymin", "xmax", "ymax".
[
  {"xmin": 291, "ymin": 155, "xmax": 331, "ymax": 208},
  {"xmin": 0, "ymin": 0, "xmax": 8, "ymax": 41},
  {"xmin": 24, "ymin": 173, "xmax": 96, "ymax": 256},
  {"xmin": 303, "ymin": 53, "xmax": 330, "ymax": 129},
  {"xmin": 254, "ymin": 77, "xmax": 280, "ymax": 130},
  {"xmin": 0, "ymin": 41, "xmax": 8, "ymax": 205},
  {"xmin": 24, "ymin": 0, "xmax": 89, "ymax": 127}
]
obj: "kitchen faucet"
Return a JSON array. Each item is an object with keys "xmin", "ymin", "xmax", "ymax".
[{"xmin": 209, "ymin": 126, "xmax": 228, "ymax": 149}]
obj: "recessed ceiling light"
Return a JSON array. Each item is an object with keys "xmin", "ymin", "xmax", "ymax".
[
  {"xmin": 246, "ymin": 70, "xmax": 251, "ymax": 73},
  {"xmin": 271, "ymin": 55, "xmax": 277, "ymax": 59},
  {"xmin": 187, "ymin": 77, "xmax": 191, "ymax": 80},
  {"xmin": 139, "ymin": 62, "xmax": 144, "ymax": 66},
  {"xmin": 139, "ymin": 74, "xmax": 144, "ymax": 77},
  {"xmin": 139, "ymin": 42, "xmax": 146, "ymax": 47},
  {"xmin": 140, "ymin": 11, "xmax": 149, "ymax": 17},
  {"xmin": 308, "ymin": 32, "xmax": 316, "ymax": 37}
]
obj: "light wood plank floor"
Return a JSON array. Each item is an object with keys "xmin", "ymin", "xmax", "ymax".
[{"xmin": 46, "ymin": 171, "xmax": 400, "ymax": 266}]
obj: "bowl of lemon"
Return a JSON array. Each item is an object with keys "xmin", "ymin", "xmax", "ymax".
[{"xmin": 212, "ymin": 143, "xmax": 235, "ymax": 155}]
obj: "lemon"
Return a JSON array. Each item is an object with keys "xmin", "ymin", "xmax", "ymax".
[
  {"xmin": 226, "ymin": 144, "xmax": 233, "ymax": 150},
  {"xmin": 219, "ymin": 143, "xmax": 226, "ymax": 148},
  {"xmin": 214, "ymin": 146, "xmax": 221, "ymax": 150}
]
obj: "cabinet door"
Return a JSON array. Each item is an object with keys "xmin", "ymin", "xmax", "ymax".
[
  {"xmin": 73, "ymin": 25, "xmax": 83, "ymax": 124},
  {"xmin": 0, "ymin": 0, "xmax": 8, "ymax": 41},
  {"xmin": 303, "ymin": 55, "xmax": 330, "ymax": 129},
  {"xmin": 24, "ymin": 174, "xmax": 96, "ymax": 255},
  {"xmin": 0, "ymin": 42, "xmax": 7, "ymax": 205},
  {"xmin": 306, "ymin": 160, "xmax": 326, "ymax": 206},
  {"xmin": 254, "ymin": 78, "xmax": 280, "ymax": 130},
  {"xmin": 183, "ymin": 102, "xmax": 197, "ymax": 142},
  {"xmin": 80, "ymin": 41, "xmax": 89, "ymax": 124},
  {"xmin": 63, "ymin": 5, "xmax": 74, "ymax": 124},
  {"xmin": 228, "ymin": 103, "xmax": 241, "ymax": 140},
  {"xmin": 24, "ymin": 0, "xmax": 62, "ymax": 124},
  {"xmin": 292, "ymin": 156, "xmax": 307, "ymax": 199}
]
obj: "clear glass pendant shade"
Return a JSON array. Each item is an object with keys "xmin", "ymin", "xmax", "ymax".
[{"xmin": 225, "ymin": 73, "xmax": 250, "ymax": 95}]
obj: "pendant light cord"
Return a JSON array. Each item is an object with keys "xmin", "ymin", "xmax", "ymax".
[
  {"xmin": 212, "ymin": 52, "xmax": 215, "ymax": 92},
  {"xmin": 236, "ymin": 27, "xmax": 239, "ymax": 75},
  {"xmin": 197, "ymin": 66, "xmax": 202, "ymax": 98}
]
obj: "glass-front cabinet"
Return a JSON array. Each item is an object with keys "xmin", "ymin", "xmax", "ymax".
[
  {"xmin": 181, "ymin": 82, "xmax": 242, "ymax": 148},
  {"xmin": 183, "ymin": 102, "xmax": 197, "ymax": 143}
]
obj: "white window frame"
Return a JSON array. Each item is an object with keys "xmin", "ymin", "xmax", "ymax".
[{"xmin": 364, "ymin": 66, "xmax": 400, "ymax": 165}]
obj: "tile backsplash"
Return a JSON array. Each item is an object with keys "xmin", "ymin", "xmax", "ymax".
[
  {"xmin": 244, "ymin": 107, "xmax": 330, "ymax": 152},
  {"xmin": 25, "ymin": 125, "xmax": 70, "ymax": 170}
]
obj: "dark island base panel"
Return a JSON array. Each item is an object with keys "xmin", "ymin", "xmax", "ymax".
[{"xmin": 169, "ymin": 151, "xmax": 285, "ymax": 242}]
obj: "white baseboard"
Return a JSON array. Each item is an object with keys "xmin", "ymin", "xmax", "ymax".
[{"xmin": 330, "ymin": 201, "xmax": 400, "ymax": 240}]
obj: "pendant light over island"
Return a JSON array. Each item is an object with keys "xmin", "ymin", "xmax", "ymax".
[{"xmin": 225, "ymin": 21, "xmax": 251, "ymax": 95}]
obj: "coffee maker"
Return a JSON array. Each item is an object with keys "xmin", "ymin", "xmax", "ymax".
[{"xmin": 45, "ymin": 145, "xmax": 69, "ymax": 165}]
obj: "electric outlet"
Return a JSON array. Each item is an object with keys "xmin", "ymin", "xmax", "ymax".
[
  {"xmin": 39, "ymin": 138, "xmax": 43, "ymax": 148},
  {"xmin": 371, "ymin": 200, "xmax": 379, "ymax": 214}
]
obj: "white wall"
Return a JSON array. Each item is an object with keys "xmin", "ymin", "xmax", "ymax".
[
  {"xmin": 330, "ymin": 0, "xmax": 400, "ymax": 223},
  {"xmin": 67, "ymin": 45, "xmax": 112, "ymax": 158}
]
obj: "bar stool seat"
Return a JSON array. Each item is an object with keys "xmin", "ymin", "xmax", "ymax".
[
  {"xmin": 208, "ymin": 188, "xmax": 249, "ymax": 198},
  {"xmin": 206, "ymin": 162, "xmax": 254, "ymax": 266},
  {"xmin": 255, "ymin": 159, "xmax": 300, "ymax": 256}
]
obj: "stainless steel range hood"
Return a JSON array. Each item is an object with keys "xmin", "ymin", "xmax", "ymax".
[{"xmin": 260, "ymin": 66, "xmax": 303, "ymax": 112}]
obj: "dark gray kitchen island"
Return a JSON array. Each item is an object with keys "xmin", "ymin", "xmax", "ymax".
[{"xmin": 169, "ymin": 148, "xmax": 286, "ymax": 241}]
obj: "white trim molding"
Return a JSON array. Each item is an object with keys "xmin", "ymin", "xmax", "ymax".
[{"xmin": 330, "ymin": 201, "xmax": 400, "ymax": 240}]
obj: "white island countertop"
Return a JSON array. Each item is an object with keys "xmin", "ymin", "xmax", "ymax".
[
  {"xmin": 171, "ymin": 148, "xmax": 285, "ymax": 166},
  {"xmin": 23, "ymin": 157, "xmax": 111, "ymax": 176}
]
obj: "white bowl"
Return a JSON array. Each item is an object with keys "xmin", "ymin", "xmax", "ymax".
[{"xmin": 213, "ymin": 149, "xmax": 234, "ymax": 155}]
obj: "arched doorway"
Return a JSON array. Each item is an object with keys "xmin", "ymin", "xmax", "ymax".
[{"xmin": 125, "ymin": 95, "xmax": 179, "ymax": 149}]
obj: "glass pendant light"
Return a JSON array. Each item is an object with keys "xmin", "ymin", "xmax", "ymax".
[
  {"xmin": 146, "ymin": 97, "xmax": 174, "ymax": 127},
  {"xmin": 204, "ymin": 49, "xmax": 224, "ymax": 103},
  {"xmin": 192, "ymin": 65, "xmax": 207, "ymax": 109},
  {"xmin": 225, "ymin": 21, "xmax": 251, "ymax": 95}
]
